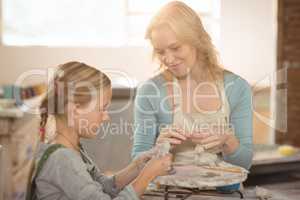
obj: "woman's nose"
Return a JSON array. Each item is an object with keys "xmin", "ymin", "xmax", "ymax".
[{"xmin": 163, "ymin": 52, "xmax": 175, "ymax": 64}]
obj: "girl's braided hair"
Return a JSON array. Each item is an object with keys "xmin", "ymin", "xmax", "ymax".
[{"xmin": 39, "ymin": 61, "xmax": 111, "ymax": 142}]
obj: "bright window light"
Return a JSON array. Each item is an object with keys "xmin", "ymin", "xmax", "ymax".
[{"xmin": 2, "ymin": 0, "xmax": 220, "ymax": 47}]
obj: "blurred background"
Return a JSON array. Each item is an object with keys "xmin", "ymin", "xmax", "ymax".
[{"xmin": 0, "ymin": 0, "xmax": 299, "ymax": 200}]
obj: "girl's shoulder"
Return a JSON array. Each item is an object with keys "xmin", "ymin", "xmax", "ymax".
[{"xmin": 35, "ymin": 143, "xmax": 83, "ymax": 168}]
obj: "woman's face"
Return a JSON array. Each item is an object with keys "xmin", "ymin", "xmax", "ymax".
[
  {"xmin": 74, "ymin": 87, "xmax": 112, "ymax": 139},
  {"xmin": 151, "ymin": 25, "xmax": 198, "ymax": 78}
]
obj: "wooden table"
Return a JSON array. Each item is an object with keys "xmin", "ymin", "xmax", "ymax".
[
  {"xmin": 142, "ymin": 185, "xmax": 297, "ymax": 199},
  {"xmin": 143, "ymin": 170, "xmax": 300, "ymax": 200}
]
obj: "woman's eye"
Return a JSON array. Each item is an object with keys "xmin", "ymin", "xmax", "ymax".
[
  {"xmin": 156, "ymin": 51, "xmax": 163, "ymax": 55},
  {"xmin": 171, "ymin": 46, "xmax": 180, "ymax": 51}
]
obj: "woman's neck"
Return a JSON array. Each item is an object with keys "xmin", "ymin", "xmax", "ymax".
[
  {"xmin": 190, "ymin": 63, "xmax": 213, "ymax": 83},
  {"xmin": 173, "ymin": 67, "xmax": 212, "ymax": 87}
]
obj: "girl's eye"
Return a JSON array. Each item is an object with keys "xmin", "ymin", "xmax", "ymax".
[
  {"xmin": 99, "ymin": 108, "xmax": 107, "ymax": 112},
  {"xmin": 100, "ymin": 105, "xmax": 110, "ymax": 112}
]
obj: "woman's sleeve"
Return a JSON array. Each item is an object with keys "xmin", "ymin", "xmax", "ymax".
[
  {"xmin": 36, "ymin": 149, "xmax": 139, "ymax": 200},
  {"xmin": 131, "ymin": 82, "xmax": 159, "ymax": 159},
  {"xmin": 223, "ymin": 78, "xmax": 253, "ymax": 170}
]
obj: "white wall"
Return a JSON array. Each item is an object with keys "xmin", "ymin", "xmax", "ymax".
[
  {"xmin": 220, "ymin": 0, "xmax": 277, "ymax": 85},
  {"xmin": 0, "ymin": 0, "xmax": 277, "ymax": 86},
  {"xmin": 0, "ymin": 45, "xmax": 156, "ymax": 85}
]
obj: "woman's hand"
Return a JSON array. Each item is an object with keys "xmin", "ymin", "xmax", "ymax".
[
  {"xmin": 191, "ymin": 131, "xmax": 240, "ymax": 155},
  {"xmin": 156, "ymin": 126, "xmax": 188, "ymax": 148}
]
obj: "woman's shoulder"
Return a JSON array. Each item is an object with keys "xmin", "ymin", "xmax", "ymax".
[
  {"xmin": 223, "ymin": 70, "xmax": 252, "ymax": 95},
  {"xmin": 223, "ymin": 70, "xmax": 252, "ymax": 112},
  {"xmin": 136, "ymin": 73, "xmax": 166, "ymax": 96}
]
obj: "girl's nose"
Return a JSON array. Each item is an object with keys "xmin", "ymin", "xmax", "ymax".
[{"xmin": 102, "ymin": 112, "xmax": 111, "ymax": 122}]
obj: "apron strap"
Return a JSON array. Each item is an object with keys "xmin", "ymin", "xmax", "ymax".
[{"xmin": 26, "ymin": 144, "xmax": 65, "ymax": 200}]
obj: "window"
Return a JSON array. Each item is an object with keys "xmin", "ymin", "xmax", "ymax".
[
  {"xmin": 2, "ymin": 0, "xmax": 220, "ymax": 47},
  {"xmin": 126, "ymin": 0, "xmax": 220, "ymax": 46}
]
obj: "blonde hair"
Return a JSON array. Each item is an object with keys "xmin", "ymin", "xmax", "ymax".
[
  {"xmin": 39, "ymin": 61, "xmax": 111, "ymax": 142},
  {"xmin": 145, "ymin": 1, "xmax": 223, "ymax": 81}
]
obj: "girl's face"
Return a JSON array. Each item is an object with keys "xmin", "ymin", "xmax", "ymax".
[
  {"xmin": 151, "ymin": 25, "xmax": 198, "ymax": 78},
  {"xmin": 73, "ymin": 87, "xmax": 112, "ymax": 139}
]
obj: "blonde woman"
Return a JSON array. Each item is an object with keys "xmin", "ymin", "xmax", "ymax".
[
  {"xmin": 132, "ymin": 1, "xmax": 253, "ymax": 191},
  {"xmin": 26, "ymin": 62, "xmax": 172, "ymax": 200}
]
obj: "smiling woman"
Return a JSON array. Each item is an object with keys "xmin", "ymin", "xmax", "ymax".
[
  {"xmin": 150, "ymin": 24, "xmax": 198, "ymax": 78},
  {"xmin": 132, "ymin": 1, "xmax": 253, "ymax": 192}
]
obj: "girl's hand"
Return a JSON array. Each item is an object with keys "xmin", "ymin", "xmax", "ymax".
[
  {"xmin": 132, "ymin": 151, "xmax": 154, "ymax": 171},
  {"xmin": 131, "ymin": 154, "xmax": 173, "ymax": 197},
  {"xmin": 156, "ymin": 126, "xmax": 188, "ymax": 147},
  {"xmin": 142, "ymin": 153, "xmax": 173, "ymax": 177}
]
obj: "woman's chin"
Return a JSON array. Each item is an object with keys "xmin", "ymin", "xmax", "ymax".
[{"xmin": 171, "ymin": 69, "xmax": 189, "ymax": 79}]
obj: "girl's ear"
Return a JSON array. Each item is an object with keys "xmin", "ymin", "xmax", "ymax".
[
  {"xmin": 66, "ymin": 102, "xmax": 80, "ymax": 118},
  {"xmin": 65, "ymin": 102, "xmax": 82, "ymax": 127}
]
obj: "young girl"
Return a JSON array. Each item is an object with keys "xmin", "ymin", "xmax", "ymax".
[{"xmin": 26, "ymin": 61, "xmax": 172, "ymax": 200}]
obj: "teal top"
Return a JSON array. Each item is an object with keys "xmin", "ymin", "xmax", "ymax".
[{"xmin": 131, "ymin": 71, "xmax": 253, "ymax": 170}]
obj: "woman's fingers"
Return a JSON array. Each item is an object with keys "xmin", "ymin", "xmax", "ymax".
[
  {"xmin": 158, "ymin": 137, "xmax": 183, "ymax": 145},
  {"xmin": 191, "ymin": 135, "xmax": 223, "ymax": 150},
  {"xmin": 191, "ymin": 135, "xmax": 217, "ymax": 145},
  {"xmin": 169, "ymin": 131, "xmax": 187, "ymax": 140},
  {"xmin": 203, "ymin": 140, "xmax": 221, "ymax": 150},
  {"xmin": 191, "ymin": 138, "xmax": 202, "ymax": 144},
  {"xmin": 202, "ymin": 134, "xmax": 230, "ymax": 150},
  {"xmin": 161, "ymin": 129, "xmax": 187, "ymax": 140},
  {"xmin": 199, "ymin": 135, "xmax": 219, "ymax": 144},
  {"xmin": 190, "ymin": 131, "xmax": 211, "ymax": 139},
  {"xmin": 173, "ymin": 127, "xmax": 190, "ymax": 137}
]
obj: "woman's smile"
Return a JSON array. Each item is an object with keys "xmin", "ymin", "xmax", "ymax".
[{"xmin": 168, "ymin": 62, "xmax": 183, "ymax": 70}]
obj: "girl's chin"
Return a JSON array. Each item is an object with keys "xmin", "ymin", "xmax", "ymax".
[{"xmin": 80, "ymin": 131, "xmax": 99, "ymax": 139}]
